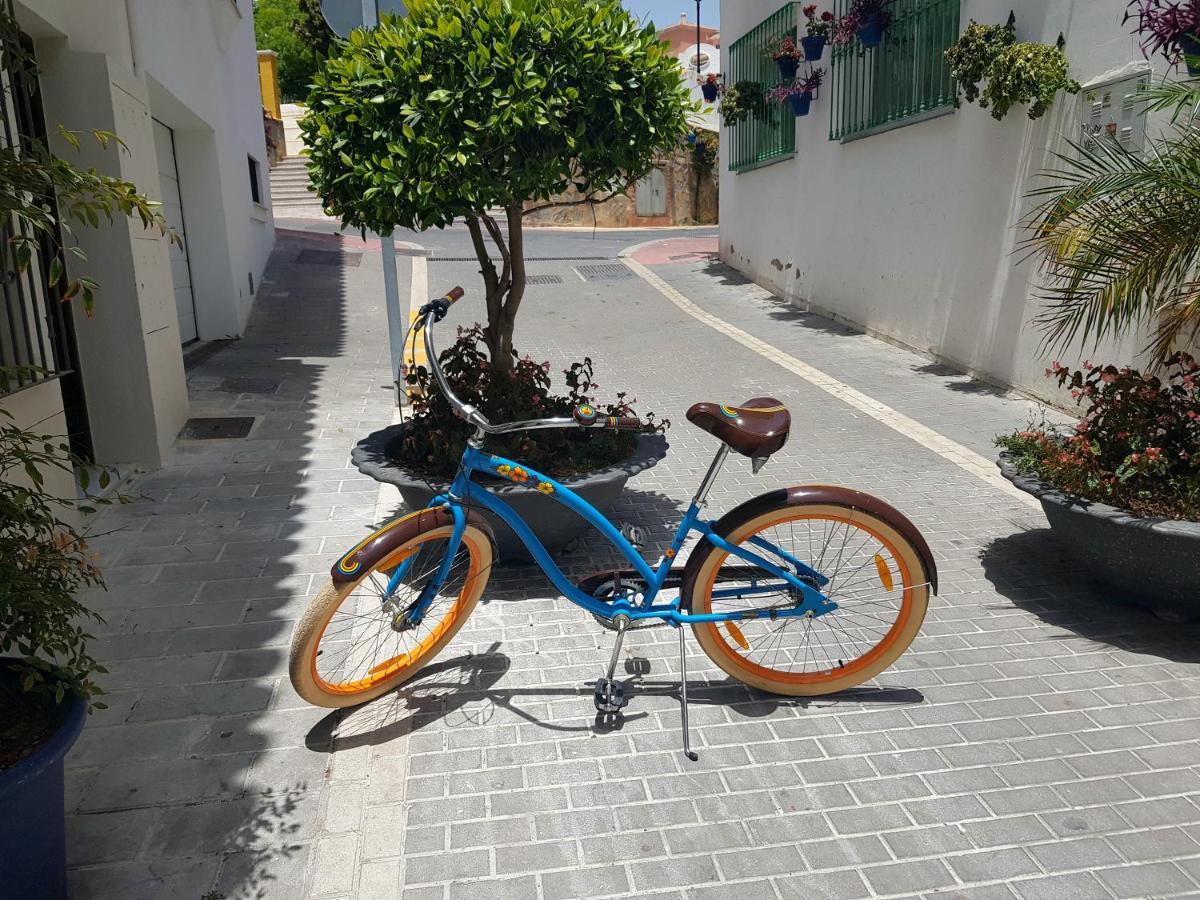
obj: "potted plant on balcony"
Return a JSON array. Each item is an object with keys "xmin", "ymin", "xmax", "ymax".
[
  {"xmin": 302, "ymin": 0, "xmax": 689, "ymax": 560},
  {"xmin": 767, "ymin": 34, "xmax": 803, "ymax": 80},
  {"xmin": 801, "ymin": 5, "xmax": 835, "ymax": 60},
  {"xmin": 701, "ymin": 72, "xmax": 721, "ymax": 103},
  {"xmin": 767, "ymin": 67, "xmax": 826, "ymax": 117},
  {"xmin": 719, "ymin": 80, "xmax": 767, "ymax": 126},
  {"xmin": 1126, "ymin": 0, "xmax": 1200, "ymax": 75},
  {"xmin": 832, "ymin": 0, "xmax": 896, "ymax": 50}
]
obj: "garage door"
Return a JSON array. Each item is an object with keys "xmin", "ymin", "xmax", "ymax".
[{"xmin": 151, "ymin": 119, "xmax": 197, "ymax": 344}]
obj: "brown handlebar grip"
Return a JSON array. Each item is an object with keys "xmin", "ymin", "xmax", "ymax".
[
  {"xmin": 445, "ymin": 286, "xmax": 465, "ymax": 304},
  {"xmin": 606, "ymin": 416, "xmax": 644, "ymax": 432}
]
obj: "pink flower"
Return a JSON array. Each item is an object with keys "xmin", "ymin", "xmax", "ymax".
[{"xmin": 1146, "ymin": 447, "xmax": 1162, "ymax": 461}]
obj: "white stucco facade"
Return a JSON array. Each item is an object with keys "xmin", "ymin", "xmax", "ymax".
[
  {"xmin": 2, "ymin": 0, "xmax": 274, "ymax": 471},
  {"xmin": 718, "ymin": 0, "xmax": 1173, "ymax": 405}
]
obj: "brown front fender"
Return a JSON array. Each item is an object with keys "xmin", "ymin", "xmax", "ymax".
[
  {"xmin": 331, "ymin": 507, "xmax": 496, "ymax": 584},
  {"xmin": 682, "ymin": 485, "xmax": 938, "ymax": 599}
]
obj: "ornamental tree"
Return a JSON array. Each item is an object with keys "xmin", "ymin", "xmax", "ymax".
[{"xmin": 302, "ymin": 0, "xmax": 694, "ymax": 375}]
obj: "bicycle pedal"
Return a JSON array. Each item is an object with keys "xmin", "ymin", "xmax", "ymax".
[
  {"xmin": 618, "ymin": 523, "xmax": 648, "ymax": 549},
  {"xmin": 593, "ymin": 677, "xmax": 628, "ymax": 713}
]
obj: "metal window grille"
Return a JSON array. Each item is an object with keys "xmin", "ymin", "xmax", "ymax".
[
  {"xmin": 829, "ymin": 0, "xmax": 960, "ymax": 142},
  {"xmin": 727, "ymin": 3, "xmax": 798, "ymax": 172},
  {"xmin": 0, "ymin": 30, "xmax": 75, "ymax": 396}
]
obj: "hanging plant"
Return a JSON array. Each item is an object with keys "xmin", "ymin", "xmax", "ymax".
[
  {"xmin": 766, "ymin": 68, "xmax": 826, "ymax": 117},
  {"xmin": 1125, "ymin": 0, "xmax": 1200, "ymax": 75},
  {"xmin": 945, "ymin": 19, "xmax": 1017, "ymax": 104},
  {"xmin": 831, "ymin": 0, "xmax": 896, "ymax": 50},
  {"xmin": 719, "ymin": 80, "xmax": 767, "ymax": 126},
  {"xmin": 945, "ymin": 20, "xmax": 1080, "ymax": 120}
]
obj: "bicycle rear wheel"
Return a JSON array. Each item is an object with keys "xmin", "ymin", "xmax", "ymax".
[
  {"xmin": 685, "ymin": 501, "xmax": 929, "ymax": 696},
  {"xmin": 289, "ymin": 523, "xmax": 493, "ymax": 708}
]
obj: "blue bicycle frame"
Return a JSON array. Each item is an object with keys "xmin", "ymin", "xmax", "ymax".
[{"xmin": 386, "ymin": 445, "xmax": 840, "ymax": 627}]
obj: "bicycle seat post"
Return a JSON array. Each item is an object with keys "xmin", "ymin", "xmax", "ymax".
[{"xmin": 692, "ymin": 444, "xmax": 731, "ymax": 508}]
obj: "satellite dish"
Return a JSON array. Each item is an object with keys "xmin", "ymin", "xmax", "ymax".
[{"xmin": 321, "ymin": 0, "xmax": 408, "ymax": 38}]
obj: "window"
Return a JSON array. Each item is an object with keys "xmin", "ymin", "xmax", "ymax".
[
  {"xmin": 248, "ymin": 155, "xmax": 262, "ymax": 204},
  {"xmin": 829, "ymin": 0, "xmax": 960, "ymax": 142},
  {"xmin": 727, "ymin": 3, "xmax": 798, "ymax": 172}
]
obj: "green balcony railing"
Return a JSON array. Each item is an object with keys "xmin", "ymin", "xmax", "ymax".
[
  {"xmin": 727, "ymin": 3, "xmax": 798, "ymax": 172},
  {"xmin": 829, "ymin": 0, "xmax": 960, "ymax": 142}
]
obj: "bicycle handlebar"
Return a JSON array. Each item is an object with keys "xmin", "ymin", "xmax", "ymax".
[{"xmin": 417, "ymin": 289, "xmax": 647, "ymax": 437}]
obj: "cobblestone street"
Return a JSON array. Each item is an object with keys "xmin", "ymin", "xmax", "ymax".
[{"xmin": 64, "ymin": 223, "xmax": 1200, "ymax": 899}]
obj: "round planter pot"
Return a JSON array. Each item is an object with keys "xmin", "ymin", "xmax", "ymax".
[
  {"xmin": 1181, "ymin": 33, "xmax": 1200, "ymax": 76},
  {"xmin": 801, "ymin": 35, "xmax": 827, "ymax": 61},
  {"xmin": 701, "ymin": 83, "xmax": 720, "ymax": 102},
  {"xmin": 789, "ymin": 91, "xmax": 814, "ymax": 117},
  {"xmin": 998, "ymin": 451, "xmax": 1200, "ymax": 621},
  {"xmin": 0, "ymin": 668, "xmax": 87, "ymax": 900},
  {"xmin": 776, "ymin": 56, "xmax": 800, "ymax": 80},
  {"xmin": 353, "ymin": 422, "xmax": 669, "ymax": 563},
  {"xmin": 858, "ymin": 14, "xmax": 886, "ymax": 48}
]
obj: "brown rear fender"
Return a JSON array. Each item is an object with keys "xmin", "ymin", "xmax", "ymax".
[
  {"xmin": 331, "ymin": 506, "xmax": 496, "ymax": 584},
  {"xmin": 682, "ymin": 485, "xmax": 938, "ymax": 602}
]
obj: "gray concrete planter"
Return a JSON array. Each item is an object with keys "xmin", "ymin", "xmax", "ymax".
[
  {"xmin": 353, "ymin": 421, "xmax": 668, "ymax": 563},
  {"xmin": 998, "ymin": 450, "xmax": 1200, "ymax": 621}
]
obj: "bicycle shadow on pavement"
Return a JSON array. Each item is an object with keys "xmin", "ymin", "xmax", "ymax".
[
  {"xmin": 981, "ymin": 528, "xmax": 1200, "ymax": 662},
  {"xmin": 305, "ymin": 644, "xmax": 924, "ymax": 752}
]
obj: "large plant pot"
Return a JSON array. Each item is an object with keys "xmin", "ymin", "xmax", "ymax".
[
  {"xmin": 998, "ymin": 452, "xmax": 1200, "ymax": 621},
  {"xmin": 0, "ymin": 668, "xmax": 87, "ymax": 899},
  {"xmin": 801, "ymin": 35, "xmax": 827, "ymax": 61},
  {"xmin": 788, "ymin": 91, "xmax": 814, "ymax": 117},
  {"xmin": 858, "ymin": 14, "xmax": 886, "ymax": 48},
  {"xmin": 776, "ymin": 56, "xmax": 800, "ymax": 80},
  {"xmin": 353, "ymin": 422, "xmax": 669, "ymax": 563},
  {"xmin": 1181, "ymin": 33, "xmax": 1200, "ymax": 76},
  {"xmin": 701, "ymin": 83, "xmax": 720, "ymax": 102}
]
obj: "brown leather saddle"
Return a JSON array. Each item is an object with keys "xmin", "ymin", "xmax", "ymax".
[{"xmin": 686, "ymin": 397, "xmax": 792, "ymax": 459}]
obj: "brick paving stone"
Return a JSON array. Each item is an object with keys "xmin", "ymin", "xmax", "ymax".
[{"xmin": 65, "ymin": 225, "xmax": 1200, "ymax": 898}]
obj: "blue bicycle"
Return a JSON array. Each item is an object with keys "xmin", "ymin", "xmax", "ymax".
[{"xmin": 290, "ymin": 288, "xmax": 937, "ymax": 759}]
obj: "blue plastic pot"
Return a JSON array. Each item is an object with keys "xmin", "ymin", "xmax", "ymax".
[
  {"xmin": 701, "ymin": 82, "xmax": 720, "ymax": 102},
  {"xmin": 776, "ymin": 56, "xmax": 800, "ymax": 80},
  {"xmin": 1181, "ymin": 33, "xmax": 1200, "ymax": 76},
  {"xmin": 789, "ymin": 91, "xmax": 814, "ymax": 117},
  {"xmin": 0, "ymin": 668, "xmax": 87, "ymax": 900},
  {"xmin": 858, "ymin": 14, "xmax": 886, "ymax": 48},
  {"xmin": 801, "ymin": 35, "xmax": 827, "ymax": 61}
]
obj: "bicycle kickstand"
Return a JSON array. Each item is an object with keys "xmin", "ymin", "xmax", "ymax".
[{"xmin": 677, "ymin": 624, "xmax": 699, "ymax": 763}]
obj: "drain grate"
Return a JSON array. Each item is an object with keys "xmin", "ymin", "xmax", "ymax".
[
  {"xmin": 525, "ymin": 274, "xmax": 565, "ymax": 285},
  {"xmin": 179, "ymin": 417, "xmax": 256, "ymax": 440},
  {"xmin": 297, "ymin": 249, "xmax": 363, "ymax": 267},
  {"xmin": 217, "ymin": 376, "xmax": 280, "ymax": 394},
  {"xmin": 575, "ymin": 263, "xmax": 636, "ymax": 282}
]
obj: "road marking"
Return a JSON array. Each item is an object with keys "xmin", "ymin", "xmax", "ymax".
[{"xmin": 621, "ymin": 252, "xmax": 1041, "ymax": 511}]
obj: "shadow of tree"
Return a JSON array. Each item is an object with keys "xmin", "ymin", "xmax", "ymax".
[{"xmin": 980, "ymin": 529, "xmax": 1200, "ymax": 662}]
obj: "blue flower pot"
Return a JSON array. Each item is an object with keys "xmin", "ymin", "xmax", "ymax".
[
  {"xmin": 0, "ymin": 668, "xmax": 87, "ymax": 900},
  {"xmin": 776, "ymin": 56, "xmax": 800, "ymax": 80},
  {"xmin": 858, "ymin": 14, "xmax": 886, "ymax": 48},
  {"xmin": 701, "ymin": 83, "xmax": 720, "ymax": 102},
  {"xmin": 789, "ymin": 91, "xmax": 814, "ymax": 117},
  {"xmin": 801, "ymin": 35, "xmax": 827, "ymax": 61},
  {"xmin": 1181, "ymin": 33, "xmax": 1200, "ymax": 76}
]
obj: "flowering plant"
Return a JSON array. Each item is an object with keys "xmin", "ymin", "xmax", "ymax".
[
  {"xmin": 766, "ymin": 68, "xmax": 826, "ymax": 102},
  {"xmin": 766, "ymin": 34, "xmax": 802, "ymax": 61},
  {"xmin": 831, "ymin": 0, "xmax": 895, "ymax": 46},
  {"xmin": 397, "ymin": 325, "xmax": 665, "ymax": 480},
  {"xmin": 1124, "ymin": 0, "xmax": 1200, "ymax": 66},
  {"xmin": 704, "ymin": 72, "xmax": 720, "ymax": 85},
  {"xmin": 803, "ymin": 5, "xmax": 836, "ymax": 38},
  {"xmin": 996, "ymin": 354, "xmax": 1200, "ymax": 521}
]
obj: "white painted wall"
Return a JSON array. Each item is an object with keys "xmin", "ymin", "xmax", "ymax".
[
  {"xmin": 678, "ymin": 40, "xmax": 722, "ymax": 131},
  {"xmin": 718, "ymin": 0, "xmax": 1172, "ymax": 406}
]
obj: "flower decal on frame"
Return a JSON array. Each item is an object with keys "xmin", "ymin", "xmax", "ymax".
[
  {"xmin": 536, "ymin": 481, "xmax": 555, "ymax": 495},
  {"xmin": 510, "ymin": 467, "xmax": 531, "ymax": 484}
]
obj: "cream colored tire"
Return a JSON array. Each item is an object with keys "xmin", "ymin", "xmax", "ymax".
[{"xmin": 289, "ymin": 525, "xmax": 492, "ymax": 709}]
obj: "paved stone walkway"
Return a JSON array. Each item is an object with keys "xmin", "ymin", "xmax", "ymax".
[{"xmin": 66, "ymin": 225, "xmax": 1200, "ymax": 899}]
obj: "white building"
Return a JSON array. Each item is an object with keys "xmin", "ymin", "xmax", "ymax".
[
  {"xmin": 1, "ymin": 0, "xmax": 274, "ymax": 486},
  {"xmin": 718, "ymin": 0, "xmax": 1169, "ymax": 404}
]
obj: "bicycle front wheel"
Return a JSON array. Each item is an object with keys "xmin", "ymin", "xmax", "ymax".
[
  {"xmin": 289, "ymin": 523, "xmax": 493, "ymax": 708},
  {"xmin": 685, "ymin": 501, "xmax": 930, "ymax": 696}
]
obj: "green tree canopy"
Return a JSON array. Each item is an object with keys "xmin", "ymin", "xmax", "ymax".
[
  {"xmin": 301, "ymin": 0, "xmax": 693, "ymax": 372},
  {"xmin": 253, "ymin": 0, "xmax": 331, "ymax": 102}
]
